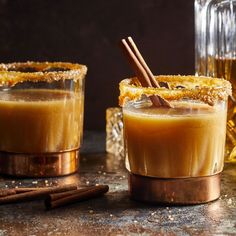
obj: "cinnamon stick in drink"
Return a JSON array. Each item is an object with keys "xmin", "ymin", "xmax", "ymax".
[
  {"xmin": 45, "ymin": 185, "xmax": 109, "ymax": 210},
  {"xmin": 120, "ymin": 37, "xmax": 172, "ymax": 108},
  {"xmin": 0, "ymin": 184, "xmax": 78, "ymax": 204}
]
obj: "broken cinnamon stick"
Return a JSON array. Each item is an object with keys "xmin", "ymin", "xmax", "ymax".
[
  {"xmin": 0, "ymin": 183, "xmax": 78, "ymax": 204},
  {"xmin": 45, "ymin": 185, "xmax": 109, "ymax": 210}
]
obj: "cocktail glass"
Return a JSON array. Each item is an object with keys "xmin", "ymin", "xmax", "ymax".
[
  {"xmin": 0, "ymin": 62, "xmax": 87, "ymax": 177},
  {"xmin": 120, "ymin": 75, "xmax": 231, "ymax": 204}
]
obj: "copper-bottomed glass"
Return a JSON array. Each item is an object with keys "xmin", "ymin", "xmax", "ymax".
[
  {"xmin": 119, "ymin": 75, "xmax": 231, "ymax": 204},
  {"xmin": 0, "ymin": 62, "xmax": 87, "ymax": 177}
]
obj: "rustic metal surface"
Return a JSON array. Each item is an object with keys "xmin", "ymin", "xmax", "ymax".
[{"xmin": 0, "ymin": 132, "xmax": 235, "ymax": 236}]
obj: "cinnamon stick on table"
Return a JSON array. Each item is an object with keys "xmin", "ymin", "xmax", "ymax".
[
  {"xmin": 45, "ymin": 185, "xmax": 109, "ymax": 210},
  {"xmin": 0, "ymin": 189, "xmax": 16, "ymax": 197},
  {"xmin": 47, "ymin": 186, "xmax": 96, "ymax": 202},
  {"xmin": 14, "ymin": 187, "xmax": 50, "ymax": 193},
  {"xmin": 0, "ymin": 183, "xmax": 78, "ymax": 204},
  {"xmin": 0, "ymin": 187, "xmax": 53, "ymax": 198}
]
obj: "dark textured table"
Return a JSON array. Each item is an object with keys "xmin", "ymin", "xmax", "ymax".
[{"xmin": 0, "ymin": 132, "xmax": 236, "ymax": 236}]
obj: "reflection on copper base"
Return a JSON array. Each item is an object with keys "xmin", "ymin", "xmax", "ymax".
[
  {"xmin": 129, "ymin": 173, "xmax": 221, "ymax": 205},
  {"xmin": 0, "ymin": 149, "xmax": 79, "ymax": 177}
]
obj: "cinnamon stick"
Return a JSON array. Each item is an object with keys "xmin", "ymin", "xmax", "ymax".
[
  {"xmin": 47, "ymin": 186, "xmax": 96, "ymax": 202},
  {"xmin": 45, "ymin": 185, "xmax": 109, "ymax": 210},
  {"xmin": 14, "ymin": 187, "xmax": 50, "ymax": 193},
  {"xmin": 0, "ymin": 184, "xmax": 78, "ymax": 204},
  {"xmin": 120, "ymin": 37, "xmax": 172, "ymax": 108},
  {"xmin": 126, "ymin": 36, "xmax": 160, "ymax": 88},
  {"xmin": 0, "ymin": 187, "xmax": 52, "ymax": 198},
  {"xmin": 0, "ymin": 189, "xmax": 16, "ymax": 197}
]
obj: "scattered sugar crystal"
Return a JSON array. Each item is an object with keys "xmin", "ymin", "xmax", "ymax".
[
  {"xmin": 86, "ymin": 181, "xmax": 90, "ymax": 185},
  {"xmin": 228, "ymin": 199, "xmax": 232, "ymax": 204},
  {"xmin": 89, "ymin": 210, "xmax": 94, "ymax": 214}
]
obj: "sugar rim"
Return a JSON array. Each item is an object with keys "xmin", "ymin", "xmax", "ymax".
[
  {"xmin": 119, "ymin": 75, "xmax": 232, "ymax": 106},
  {"xmin": 0, "ymin": 62, "xmax": 87, "ymax": 87}
]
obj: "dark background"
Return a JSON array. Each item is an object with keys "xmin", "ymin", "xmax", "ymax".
[{"xmin": 0, "ymin": 0, "xmax": 194, "ymax": 131}]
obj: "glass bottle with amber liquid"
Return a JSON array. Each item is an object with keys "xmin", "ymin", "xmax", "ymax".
[{"xmin": 195, "ymin": 0, "xmax": 236, "ymax": 162}]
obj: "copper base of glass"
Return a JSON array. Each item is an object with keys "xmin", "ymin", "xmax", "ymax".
[
  {"xmin": 129, "ymin": 173, "xmax": 221, "ymax": 205},
  {"xmin": 0, "ymin": 149, "xmax": 79, "ymax": 177}
]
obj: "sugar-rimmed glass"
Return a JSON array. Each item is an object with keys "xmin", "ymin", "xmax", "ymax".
[
  {"xmin": 120, "ymin": 75, "xmax": 231, "ymax": 204},
  {"xmin": 0, "ymin": 62, "xmax": 87, "ymax": 177}
]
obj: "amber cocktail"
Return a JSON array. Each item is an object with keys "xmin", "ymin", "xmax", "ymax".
[
  {"xmin": 0, "ymin": 62, "xmax": 87, "ymax": 177},
  {"xmin": 120, "ymin": 75, "xmax": 231, "ymax": 204}
]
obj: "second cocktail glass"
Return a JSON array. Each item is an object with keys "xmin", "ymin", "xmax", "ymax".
[{"xmin": 0, "ymin": 62, "xmax": 87, "ymax": 177}]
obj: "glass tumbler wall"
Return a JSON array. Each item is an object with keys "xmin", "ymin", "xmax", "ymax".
[
  {"xmin": 0, "ymin": 62, "xmax": 87, "ymax": 177},
  {"xmin": 195, "ymin": 0, "xmax": 236, "ymax": 162}
]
